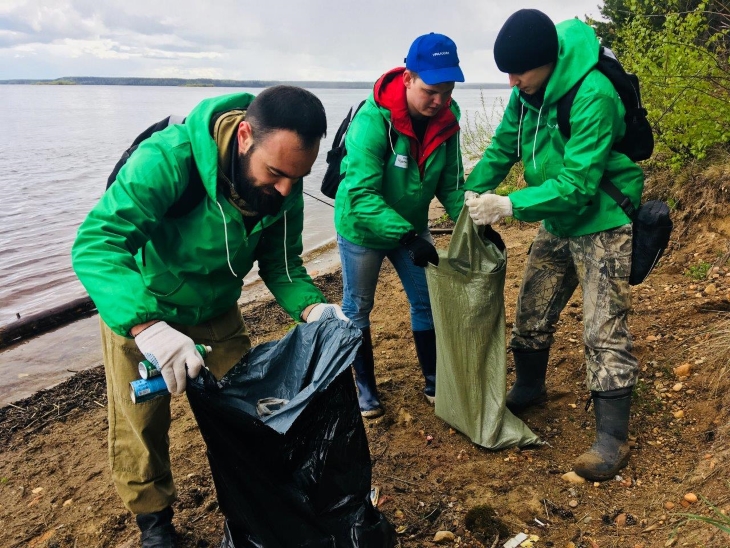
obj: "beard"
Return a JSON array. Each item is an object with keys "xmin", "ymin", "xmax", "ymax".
[{"xmin": 234, "ymin": 149, "xmax": 285, "ymax": 217}]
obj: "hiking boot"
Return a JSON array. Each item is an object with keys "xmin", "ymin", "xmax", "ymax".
[
  {"xmin": 137, "ymin": 507, "xmax": 176, "ymax": 548},
  {"xmin": 505, "ymin": 349, "xmax": 549, "ymax": 414},
  {"xmin": 574, "ymin": 386, "xmax": 633, "ymax": 481},
  {"xmin": 352, "ymin": 327, "xmax": 384, "ymax": 418},
  {"xmin": 413, "ymin": 329, "xmax": 437, "ymax": 405}
]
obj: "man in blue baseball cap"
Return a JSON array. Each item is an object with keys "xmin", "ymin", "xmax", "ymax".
[{"xmin": 333, "ymin": 33, "xmax": 466, "ymax": 418}]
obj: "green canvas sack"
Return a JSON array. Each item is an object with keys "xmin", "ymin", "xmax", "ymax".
[{"xmin": 426, "ymin": 204, "xmax": 540, "ymax": 449}]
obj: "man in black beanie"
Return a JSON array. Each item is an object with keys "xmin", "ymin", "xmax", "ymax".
[{"xmin": 464, "ymin": 10, "xmax": 644, "ymax": 482}]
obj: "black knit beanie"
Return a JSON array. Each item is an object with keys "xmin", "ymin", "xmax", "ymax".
[{"xmin": 493, "ymin": 9, "xmax": 558, "ymax": 74}]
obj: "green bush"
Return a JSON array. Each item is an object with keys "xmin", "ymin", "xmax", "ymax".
[{"xmin": 612, "ymin": 1, "xmax": 730, "ymax": 168}]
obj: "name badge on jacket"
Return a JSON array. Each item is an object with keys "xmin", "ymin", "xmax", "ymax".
[{"xmin": 394, "ymin": 154, "xmax": 408, "ymax": 169}]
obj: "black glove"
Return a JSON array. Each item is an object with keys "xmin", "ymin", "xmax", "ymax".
[{"xmin": 400, "ymin": 230, "xmax": 439, "ymax": 267}]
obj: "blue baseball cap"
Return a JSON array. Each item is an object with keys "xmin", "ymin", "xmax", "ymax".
[{"xmin": 405, "ymin": 33, "xmax": 465, "ymax": 85}]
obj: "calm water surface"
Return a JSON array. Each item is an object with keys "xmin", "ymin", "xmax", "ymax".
[{"xmin": 0, "ymin": 85, "xmax": 510, "ymax": 327}]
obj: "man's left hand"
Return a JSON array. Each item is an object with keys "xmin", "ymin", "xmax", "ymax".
[
  {"xmin": 304, "ymin": 303, "xmax": 349, "ymax": 323},
  {"xmin": 465, "ymin": 193, "xmax": 513, "ymax": 226}
]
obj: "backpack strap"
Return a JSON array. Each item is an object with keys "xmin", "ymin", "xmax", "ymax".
[
  {"xmin": 556, "ymin": 78, "xmax": 585, "ymax": 140},
  {"xmin": 599, "ymin": 177, "xmax": 638, "ymax": 222}
]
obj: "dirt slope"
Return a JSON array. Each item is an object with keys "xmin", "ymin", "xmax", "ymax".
[{"xmin": 1, "ymin": 217, "xmax": 729, "ymax": 548}]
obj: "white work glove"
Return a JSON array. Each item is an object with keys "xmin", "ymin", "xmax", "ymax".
[
  {"xmin": 134, "ymin": 321, "xmax": 204, "ymax": 395},
  {"xmin": 465, "ymin": 192, "xmax": 513, "ymax": 226},
  {"xmin": 464, "ymin": 190, "xmax": 480, "ymax": 202},
  {"xmin": 305, "ymin": 303, "xmax": 349, "ymax": 323}
]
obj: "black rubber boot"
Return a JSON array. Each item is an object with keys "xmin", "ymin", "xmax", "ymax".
[
  {"xmin": 413, "ymin": 329, "xmax": 437, "ymax": 404},
  {"xmin": 574, "ymin": 386, "xmax": 633, "ymax": 481},
  {"xmin": 506, "ymin": 349, "xmax": 549, "ymax": 414},
  {"xmin": 136, "ymin": 507, "xmax": 175, "ymax": 548},
  {"xmin": 352, "ymin": 327, "xmax": 383, "ymax": 418}
]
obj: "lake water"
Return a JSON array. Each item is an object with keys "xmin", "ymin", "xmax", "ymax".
[{"xmin": 0, "ymin": 85, "xmax": 511, "ymax": 327}]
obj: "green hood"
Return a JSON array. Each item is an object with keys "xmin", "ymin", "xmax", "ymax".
[
  {"xmin": 543, "ymin": 19, "xmax": 600, "ymax": 106},
  {"xmin": 465, "ymin": 19, "xmax": 644, "ymax": 238}
]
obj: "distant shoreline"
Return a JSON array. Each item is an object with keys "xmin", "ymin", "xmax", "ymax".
[{"xmin": 0, "ymin": 76, "xmax": 509, "ymax": 90}]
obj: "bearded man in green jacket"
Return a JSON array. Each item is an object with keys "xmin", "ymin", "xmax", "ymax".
[
  {"xmin": 465, "ymin": 10, "xmax": 643, "ymax": 481},
  {"xmin": 72, "ymin": 86, "xmax": 346, "ymax": 547},
  {"xmin": 334, "ymin": 33, "xmax": 466, "ymax": 418}
]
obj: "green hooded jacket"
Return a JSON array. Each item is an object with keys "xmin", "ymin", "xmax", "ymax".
[
  {"xmin": 466, "ymin": 19, "xmax": 644, "ymax": 237},
  {"xmin": 334, "ymin": 68, "xmax": 465, "ymax": 249},
  {"xmin": 72, "ymin": 92, "xmax": 325, "ymax": 337}
]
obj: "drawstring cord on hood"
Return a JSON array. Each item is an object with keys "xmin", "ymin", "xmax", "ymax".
[
  {"xmin": 517, "ymin": 103, "xmax": 524, "ymax": 159},
  {"xmin": 215, "ymin": 200, "xmax": 238, "ymax": 278},
  {"xmin": 283, "ymin": 210, "xmax": 292, "ymax": 283},
  {"xmin": 532, "ymin": 105, "xmax": 543, "ymax": 170},
  {"xmin": 455, "ymin": 130, "xmax": 462, "ymax": 190},
  {"xmin": 387, "ymin": 120, "xmax": 396, "ymax": 155}
]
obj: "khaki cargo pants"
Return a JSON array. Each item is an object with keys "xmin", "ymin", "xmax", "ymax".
[
  {"xmin": 510, "ymin": 224, "xmax": 638, "ymax": 392},
  {"xmin": 100, "ymin": 305, "xmax": 251, "ymax": 514}
]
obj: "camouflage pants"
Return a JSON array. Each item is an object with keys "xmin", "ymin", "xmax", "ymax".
[{"xmin": 510, "ymin": 224, "xmax": 638, "ymax": 392}]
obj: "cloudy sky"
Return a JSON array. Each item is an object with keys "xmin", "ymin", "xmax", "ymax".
[{"xmin": 0, "ymin": 0, "xmax": 605, "ymax": 83}]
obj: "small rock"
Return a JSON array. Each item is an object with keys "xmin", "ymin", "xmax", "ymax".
[
  {"xmin": 704, "ymin": 283, "xmax": 717, "ymax": 295},
  {"xmin": 562, "ymin": 471, "xmax": 586, "ymax": 484},
  {"xmin": 673, "ymin": 410, "xmax": 685, "ymax": 419},
  {"xmin": 593, "ymin": 482, "xmax": 600, "ymax": 487},
  {"xmin": 397, "ymin": 408, "xmax": 413, "ymax": 426},
  {"xmin": 566, "ymin": 543, "xmax": 576, "ymax": 548},
  {"xmin": 433, "ymin": 530, "xmax": 455, "ymax": 543},
  {"xmin": 646, "ymin": 335, "xmax": 660, "ymax": 342},
  {"xmin": 664, "ymin": 501, "xmax": 675, "ymax": 510},
  {"xmin": 673, "ymin": 363, "xmax": 691, "ymax": 377},
  {"xmin": 615, "ymin": 512, "xmax": 627, "ymax": 526},
  {"xmin": 684, "ymin": 493, "xmax": 698, "ymax": 503},
  {"xmin": 31, "ymin": 487, "xmax": 44, "ymax": 495},
  {"xmin": 63, "ymin": 499, "xmax": 73, "ymax": 507},
  {"xmin": 568, "ymin": 499, "xmax": 579, "ymax": 508},
  {"xmin": 394, "ymin": 509, "xmax": 404, "ymax": 519},
  {"xmin": 672, "ymin": 383, "xmax": 683, "ymax": 392}
]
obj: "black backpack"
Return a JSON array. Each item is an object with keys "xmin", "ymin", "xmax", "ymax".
[
  {"xmin": 107, "ymin": 115, "xmax": 206, "ymax": 218},
  {"xmin": 321, "ymin": 100, "xmax": 397, "ymax": 199},
  {"xmin": 556, "ymin": 46, "xmax": 654, "ymax": 162}
]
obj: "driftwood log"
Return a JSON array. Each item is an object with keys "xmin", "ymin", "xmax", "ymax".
[{"xmin": 0, "ymin": 297, "xmax": 97, "ymax": 349}]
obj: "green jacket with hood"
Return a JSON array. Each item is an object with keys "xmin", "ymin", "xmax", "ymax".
[
  {"xmin": 466, "ymin": 19, "xmax": 644, "ymax": 237},
  {"xmin": 72, "ymin": 93, "xmax": 326, "ymax": 337},
  {"xmin": 334, "ymin": 68, "xmax": 465, "ymax": 249}
]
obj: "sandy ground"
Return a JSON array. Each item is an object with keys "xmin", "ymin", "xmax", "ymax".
[{"xmin": 1, "ymin": 208, "xmax": 730, "ymax": 548}]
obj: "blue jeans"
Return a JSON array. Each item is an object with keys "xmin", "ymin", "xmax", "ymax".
[{"xmin": 337, "ymin": 233, "xmax": 434, "ymax": 331}]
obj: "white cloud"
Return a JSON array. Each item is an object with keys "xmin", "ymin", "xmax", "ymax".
[{"xmin": 0, "ymin": 0, "xmax": 606, "ymax": 82}]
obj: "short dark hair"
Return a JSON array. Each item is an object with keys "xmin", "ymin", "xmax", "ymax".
[{"xmin": 246, "ymin": 85, "xmax": 327, "ymax": 149}]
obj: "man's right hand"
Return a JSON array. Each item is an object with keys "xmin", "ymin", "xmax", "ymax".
[
  {"xmin": 134, "ymin": 321, "xmax": 204, "ymax": 395},
  {"xmin": 400, "ymin": 231, "xmax": 439, "ymax": 267}
]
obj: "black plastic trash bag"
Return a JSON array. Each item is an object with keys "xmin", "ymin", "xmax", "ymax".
[{"xmin": 186, "ymin": 319, "xmax": 396, "ymax": 548}]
